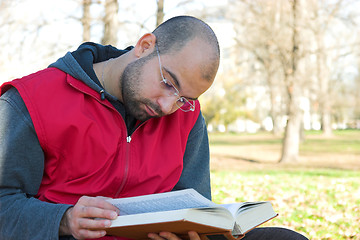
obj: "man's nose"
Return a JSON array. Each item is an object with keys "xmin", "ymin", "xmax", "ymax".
[{"xmin": 158, "ymin": 95, "xmax": 179, "ymax": 115}]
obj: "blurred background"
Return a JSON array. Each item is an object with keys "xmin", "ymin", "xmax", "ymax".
[
  {"xmin": 1, "ymin": 0, "xmax": 359, "ymax": 239},
  {"xmin": 1, "ymin": 0, "xmax": 360, "ymax": 163}
]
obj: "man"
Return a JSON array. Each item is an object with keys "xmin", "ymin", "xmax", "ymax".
[{"xmin": 0, "ymin": 16, "xmax": 307, "ymax": 240}]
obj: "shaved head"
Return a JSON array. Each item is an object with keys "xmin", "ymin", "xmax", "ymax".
[{"xmin": 153, "ymin": 16, "xmax": 220, "ymax": 82}]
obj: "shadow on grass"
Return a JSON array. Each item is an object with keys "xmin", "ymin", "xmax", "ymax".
[
  {"xmin": 216, "ymin": 154, "xmax": 265, "ymax": 164},
  {"xmin": 213, "ymin": 153, "xmax": 360, "ymax": 172}
]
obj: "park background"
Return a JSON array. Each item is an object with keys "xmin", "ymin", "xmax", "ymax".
[{"xmin": 0, "ymin": 0, "xmax": 359, "ymax": 239}]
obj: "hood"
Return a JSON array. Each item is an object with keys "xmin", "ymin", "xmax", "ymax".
[{"xmin": 48, "ymin": 42, "xmax": 133, "ymax": 94}]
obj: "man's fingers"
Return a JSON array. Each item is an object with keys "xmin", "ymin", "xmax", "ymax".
[
  {"xmin": 159, "ymin": 232, "xmax": 182, "ymax": 240},
  {"xmin": 63, "ymin": 196, "xmax": 121, "ymax": 239},
  {"xmin": 188, "ymin": 231, "xmax": 201, "ymax": 240},
  {"xmin": 66, "ymin": 209, "xmax": 113, "ymax": 239},
  {"xmin": 148, "ymin": 231, "xmax": 201, "ymax": 240},
  {"xmin": 77, "ymin": 217, "xmax": 112, "ymax": 229},
  {"xmin": 78, "ymin": 196, "xmax": 120, "ymax": 214},
  {"xmin": 77, "ymin": 228, "xmax": 107, "ymax": 239},
  {"xmin": 148, "ymin": 232, "xmax": 181, "ymax": 240},
  {"xmin": 75, "ymin": 196, "xmax": 119, "ymax": 219},
  {"xmin": 76, "ymin": 204, "xmax": 117, "ymax": 220}
]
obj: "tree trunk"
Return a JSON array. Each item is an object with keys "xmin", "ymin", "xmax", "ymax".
[
  {"xmin": 82, "ymin": 0, "xmax": 91, "ymax": 42},
  {"xmin": 321, "ymin": 110, "xmax": 332, "ymax": 136},
  {"xmin": 102, "ymin": 0, "xmax": 119, "ymax": 45},
  {"xmin": 281, "ymin": 98, "xmax": 302, "ymax": 162},
  {"xmin": 156, "ymin": 0, "xmax": 164, "ymax": 27},
  {"xmin": 317, "ymin": 45, "xmax": 333, "ymax": 136},
  {"xmin": 268, "ymin": 80, "xmax": 282, "ymax": 136},
  {"xmin": 279, "ymin": 0, "xmax": 302, "ymax": 163}
]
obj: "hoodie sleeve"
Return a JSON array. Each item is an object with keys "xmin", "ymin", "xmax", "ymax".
[
  {"xmin": 0, "ymin": 87, "xmax": 72, "ymax": 240},
  {"xmin": 172, "ymin": 112, "xmax": 212, "ymax": 200}
]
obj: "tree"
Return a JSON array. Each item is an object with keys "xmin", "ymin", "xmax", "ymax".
[
  {"xmin": 82, "ymin": 0, "xmax": 91, "ymax": 42},
  {"xmin": 221, "ymin": 0, "xmax": 360, "ymax": 162},
  {"xmin": 231, "ymin": 1, "xmax": 288, "ymax": 136},
  {"xmin": 0, "ymin": 0, "xmax": 80, "ymax": 81},
  {"xmin": 101, "ymin": 0, "xmax": 119, "ymax": 45},
  {"xmin": 156, "ymin": 0, "xmax": 164, "ymax": 27},
  {"xmin": 224, "ymin": 0, "xmax": 305, "ymax": 162},
  {"xmin": 278, "ymin": 0, "xmax": 303, "ymax": 162},
  {"xmin": 305, "ymin": 0, "xmax": 344, "ymax": 136},
  {"xmin": 201, "ymin": 77, "xmax": 248, "ymax": 131}
]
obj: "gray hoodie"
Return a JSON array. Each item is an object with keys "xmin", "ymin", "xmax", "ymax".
[{"xmin": 0, "ymin": 42, "xmax": 211, "ymax": 240}]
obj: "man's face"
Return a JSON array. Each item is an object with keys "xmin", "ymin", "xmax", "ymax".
[
  {"xmin": 121, "ymin": 55, "xmax": 163, "ymax": 122},
  {"xmin": 121, "ymin": 39, "xmax": 214, "ymax": 121}
]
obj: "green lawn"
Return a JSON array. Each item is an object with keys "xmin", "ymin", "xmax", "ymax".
[
  {"xmin": 211, "ymin": 169, "xmax": 360, "ymax": 240},
  {"xmin": 209, "ymin": 130, "xmax": 360, "ymax": 239},
  {"xmin": 209, "ymin": 130, "xmax": 360, "ymax": 154}
]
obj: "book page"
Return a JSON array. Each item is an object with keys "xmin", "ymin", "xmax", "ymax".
[
  {"xmin": 219, "ymin": 202, "xmax": 268, "ymax": 217},
  {"xmin": 108, "ymin": 189, "xmax": 217, "ymax": 216},
  {"xmin": 220, "ymin": 203, "xmax": 245, "ymax": 217},
  {"xmin": 234, "ymin": 202, "xmax": 277, "ymax": 234}
]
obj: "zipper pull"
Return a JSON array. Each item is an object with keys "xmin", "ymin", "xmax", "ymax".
[
  {"xmin": 100, "ymin": 89, "xmax": 105, "ymax": 100},
  {"xmin": 127, "ymin": 136, "xmax": 132, "ymax": 143}
]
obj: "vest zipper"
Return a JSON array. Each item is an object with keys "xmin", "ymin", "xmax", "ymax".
[
  {"xmin": 115, "ymin": 134, "xmax": 134, "ymax": 197},
  {"xmin": 70, "ymin": 80, "xmax": 146, "ymax": 197},
  {"xmin": 99, "ymin": 89, "xmax": 105, "ymax": 100}
]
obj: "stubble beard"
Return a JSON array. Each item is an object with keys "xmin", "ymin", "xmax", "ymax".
[{"xmin": 121, "ymin": 57, "xmax": 163, "ymax": 122}]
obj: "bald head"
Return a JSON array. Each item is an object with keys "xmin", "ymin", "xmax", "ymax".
[{"xmin": 153, "ymin": 16, "xmax": 220, "ymax": 82}]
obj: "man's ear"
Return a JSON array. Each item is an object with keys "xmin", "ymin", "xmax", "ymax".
[{"xmin": 134, "ymin": 33, "xmax": 157, "ymax": 58}]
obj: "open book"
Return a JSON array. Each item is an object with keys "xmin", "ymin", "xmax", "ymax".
[{"xmin": 102, "ymin": 189, "xmax": 278, "ymax": 240}]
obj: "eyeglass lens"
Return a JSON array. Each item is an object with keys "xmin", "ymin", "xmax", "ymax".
[{"xmin": 156, "ymin": 45, "xmax": 195, "ymax": 112}]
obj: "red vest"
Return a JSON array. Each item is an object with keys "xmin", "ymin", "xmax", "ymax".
[{"xmin": 2, "ymin": 68, "xmax": 200, "ymax": 205}]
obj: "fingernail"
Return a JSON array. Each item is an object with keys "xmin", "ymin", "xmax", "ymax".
[
  {"xmin": 104, "ymin": 220, "xmax": 112, "ymax": 227},
  {"xmin": 111, "ymin": 212, "xmax": 117, "ymax": 219}
]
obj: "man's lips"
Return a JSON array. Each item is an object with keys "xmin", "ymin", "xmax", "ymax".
[{"xmin": 145, "ymin": 104, "xmax": 158, "ymax": 117}]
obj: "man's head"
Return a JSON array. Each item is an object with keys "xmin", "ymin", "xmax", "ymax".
[
  {"xmin": 119, "ymin": 16, "xmax": 220, "ymax": 121},
  {"xmin": 153, "ymin": 16, "xmax": 220, "ymax": 82}
]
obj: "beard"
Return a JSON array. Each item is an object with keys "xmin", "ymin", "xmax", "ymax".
[{"xmin": 121, "ymin": 55, "xmax": 164, "ymax": 121}]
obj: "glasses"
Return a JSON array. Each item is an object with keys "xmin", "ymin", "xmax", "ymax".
[{"xmin": 155, "ymin": 45, "xmax": 195, "ymax": 112}]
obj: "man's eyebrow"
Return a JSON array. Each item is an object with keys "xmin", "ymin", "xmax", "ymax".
[
  {"xmin": 163, "ymin": 67, "xmax": 198, "ymax": 101},
  {"xmin": 186, "ymin": 96, "xmax": 198, "ymax": 101},
  {"xmin": 164, "ymin": 66, "xmax": 181, "ymax": 89}
]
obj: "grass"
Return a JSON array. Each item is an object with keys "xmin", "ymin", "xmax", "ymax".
[
  {"xmin": 209, "ymin": 130, "xmax": 360, "ymax": 154},
  {"xmin": 209, "ymin": 132, "xmax": 282, "ymax": 146},
  {"xmin": 208, "ymin": 130, "xmax": 360, "ymax": 240},
  {"xmin": 210, "ymin": 169, "xmax": 360, "ymax": 240}
]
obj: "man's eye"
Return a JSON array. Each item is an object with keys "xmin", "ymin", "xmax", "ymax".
[
  {"xmin": 178, "ymin": 97, "xmax": 186, "ymax": 104},
  {"xmin": 163, "ymin": 79, "xmax": 173, "ymax": 88}
]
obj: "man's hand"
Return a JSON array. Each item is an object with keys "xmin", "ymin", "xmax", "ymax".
[
  {"xmin": 59, "ymin": 196, "xmax": 119, "ymax": 239},
  {"xmin": 148, "ymin": 231, "xmax": 201, "ymax": 240}
]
